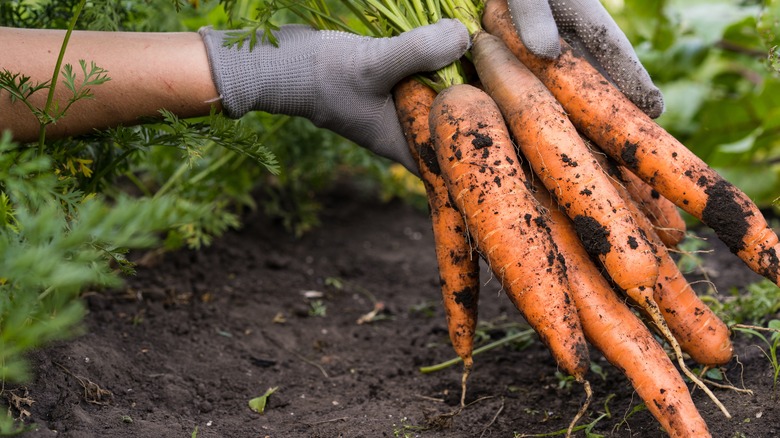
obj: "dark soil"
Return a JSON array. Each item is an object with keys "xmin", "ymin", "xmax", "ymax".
[{"xmin": 11, "ymin": 189, "xmax": 780, "ymax": 437}]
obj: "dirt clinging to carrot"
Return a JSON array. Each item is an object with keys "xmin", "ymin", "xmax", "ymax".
[
  {"xmin": 620, "ymin": 140, "xmax": 640, "ymax": 169},
  {"xmin": 470, "ymin": 31, "xmax": 660, "ymax": 299},
  {"xmin": 418, "ymin": 142, "xmax": 441, "ymax": 176},
  {"xmin": 572, "ymin": 215, "xmax": 611, "ymax": 256},
  {"xmin": 394, "ymin": 78, "xmax": 482, "ymax": 406},
  {"xmin": 482, "ymin": 0, "xmax": 780, "ymax": 287},
  {"xmin": 453, "ymin": 287, "xmax": 478, "ymax": 309},
  {"xmin": 430, "ymin": 83, "xmax": 590, "ymax": 380},
  {"xmin": 701, "ymin": 180, "xmax": 751, "ymax": 253},
  {"xmin": 528, "ymin": 175, "xmax": 712, "ymax": 437}
]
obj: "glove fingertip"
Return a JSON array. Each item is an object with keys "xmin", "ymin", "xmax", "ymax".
[
  {"xmin": 640, "ymin": 87, "xmax": 665, "ymax": 119},
  {"xmin": 381, "ymin": 19, "xmax": 470, "ymax": 85},
  {"xmin": 507, "ymin": 0, "xmax": 561, "ymax": 59},
  {"xmin": 514, "ymin": 19, "xmax": 561, "ymax": 59},
  {"xmin": 522, "ymin": 34, "xmax": 561, "ymax": 60},
  {"xmin": 426, "ymin": 19, "xmax": 471, "ymax": 62}
]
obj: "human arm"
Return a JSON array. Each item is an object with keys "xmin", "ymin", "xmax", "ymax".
[
  {"xmin": 1, "ymin": 21, "xmax": 470, "ymax": 174},
  {"xmin": 0, "ymin": 27, "xmax": 220, "ymax": 142}
]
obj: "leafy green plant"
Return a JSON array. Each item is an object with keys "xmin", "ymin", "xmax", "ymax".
[
  {"xmin": 0, "ymin": 0, "xmax": 280, "ymax": 413},
  {"xmin": 121, "ymin": 109, "xmax": 279, "ymax": 248},
  {"xmin": 705, "ymin": 279, "xmax": 780, "ymax": 325},
  {"xmin": 242, "ymin": 112, "xmax": 410, "ymax": 237},
  {"xmin": 0, "ymin": 133, "xmax": 202, "ymax": 384},
  {"xmin": 0, "ymin": 1, "xmax": 419, "ymax": 434}
]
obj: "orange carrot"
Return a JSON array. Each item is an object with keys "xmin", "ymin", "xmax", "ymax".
[
  {"xmin": 530, "ymin": 176, "xmax": 712, "ymax": 438},
  {"xmin": 429, "ymin": 83, "xmax": 589, "ymax": 381},
  {"xmin": 394, "ymin": 77, "xmax": 480, "ymax": 403},
  {"xmin": 470, "ymin": 31, "xmax": 659, "ymax": 302},
  {"xmin": 654, "ymin": 256, "xmax": 734, "ymax": 366},
  {"xmin": 620, "ymin": 167, "xmax": 687, "ymax": 248},
  {"xmin": 483, "ymin": 0, "xmax": 780, "ymax": 287},
  {"xmin": 476, "ymin": 5, "xmax": 729, "ymax": 367},
  {"xmin": 467, "ymin": 31, "xmax": 728, "ymax": 409},
  {"xmin": 594, "ymin": 152, "xmax": 733, "ymax": 366}
]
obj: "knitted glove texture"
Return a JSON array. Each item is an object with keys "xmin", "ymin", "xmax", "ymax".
[{"xmin": 200, "ymin": 20, "xmax": 470, "ymax": 172}]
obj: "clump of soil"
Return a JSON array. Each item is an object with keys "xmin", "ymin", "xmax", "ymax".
[{"xmin": 9, "ymin": 189, "xmax": 780, "ymax": 437}]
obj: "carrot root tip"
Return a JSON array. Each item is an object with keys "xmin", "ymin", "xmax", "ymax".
[
  {"xmin": 566, "ymin": 380, "xmax": 592, "ymax": 438},
  {"xmin": 460, "ymin": 360, "xmax": 473, "ymax": 407}
]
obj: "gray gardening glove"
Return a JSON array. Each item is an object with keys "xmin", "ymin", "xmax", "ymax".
[
  {"xmin": 507, "ymin": 0, "xmax": 664, "ymax": 118},
  {"xmin": 199, "ymin": 20, "xmax": 470, "ymax": 173}
]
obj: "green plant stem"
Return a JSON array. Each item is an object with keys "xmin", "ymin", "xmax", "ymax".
[
  {"xmin": 38, "ymin": 285, "xmax": 55, "ymax": 301},
  {"xmin": 189, "ymin": 149, "xmax": 236, "ymax": 187},
  {"xmin": 238, "ymin": 0, "xmax": 252, "ymax": 21},
  {"xmin": 364, "ymin": 0, "xmax": 412, "ymax": 33},
  {"xmin": 419, "ymin": 329, "xmax": 534, "ymax": 373},
  {"xmin": 311, "ymin": 0, "xmax": 330, "ymax": 29},
  {"xmin": 38, "ymin": 0, "xmax": 87, "ymax": 153},
  {"xmin": 290, "ymin": 2, "xmax": 355, "ymax": 32},
  {"xmin": 409, "ymin": 0, "xmax": 429, "ymax": 27},
  {"xmin": 732, "ymin": 323, "xmax": 780, "ymax": 388},
  {"xmin": 440, "ymin": 0, "xmax": 482, "ymax": 35},
  {"xmin": 341, "ymin": 0, "xmax": 382, "ymax": 35},
  {"xmin": 425, "ymin": 0, "xmax": 440, "ymax": 22},
  {"xmin": 154, "ymin": 142, "xmax": 215, "ymax": 198},
  {"xmin": 123, "ymin": 170, "xmax": 153, "ymax": 197}
]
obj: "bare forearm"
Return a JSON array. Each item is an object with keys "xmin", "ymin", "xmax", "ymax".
[{"xmin": 0, "ymin": 27, "xmax": 221, "ymax": 142}]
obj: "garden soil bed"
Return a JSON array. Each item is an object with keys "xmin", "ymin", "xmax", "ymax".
[{"xmin": 11, "ymin": 188, "xmax": 780, "ymax": 437}]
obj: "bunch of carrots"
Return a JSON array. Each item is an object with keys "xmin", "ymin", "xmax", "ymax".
[
  {"xmin": 280, "ymin": 0, "xmax": 780, "ymax": 436},
  {"xmin": 394, "ymin": 0, "xmax": 780, "ymax": 436}
]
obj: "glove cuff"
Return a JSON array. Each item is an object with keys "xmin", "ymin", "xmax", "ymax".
[
  {"xmin": 199, "ymin": 26, "xmax": 319, "ymax": 119},
  {"xmin": 199, "ymin": 27, "xmax": 247, "ymax": 118}
]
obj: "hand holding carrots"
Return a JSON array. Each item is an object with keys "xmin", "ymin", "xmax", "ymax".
[
  {"xmin": 387, "ymin": 0, "xmax": 780, "ymax": 435},
  {"xmin": 505, "ymin": 0, "xmax": 665, "ymax": 117},
  {"xmin": 289, "ymin": 0, "xmax": 780, "ymax": 433}
]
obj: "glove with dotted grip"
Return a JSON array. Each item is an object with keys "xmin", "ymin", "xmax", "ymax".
[{"xmin": 507, "ymin": 0, "xmax": 664, "ymax": 118}]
